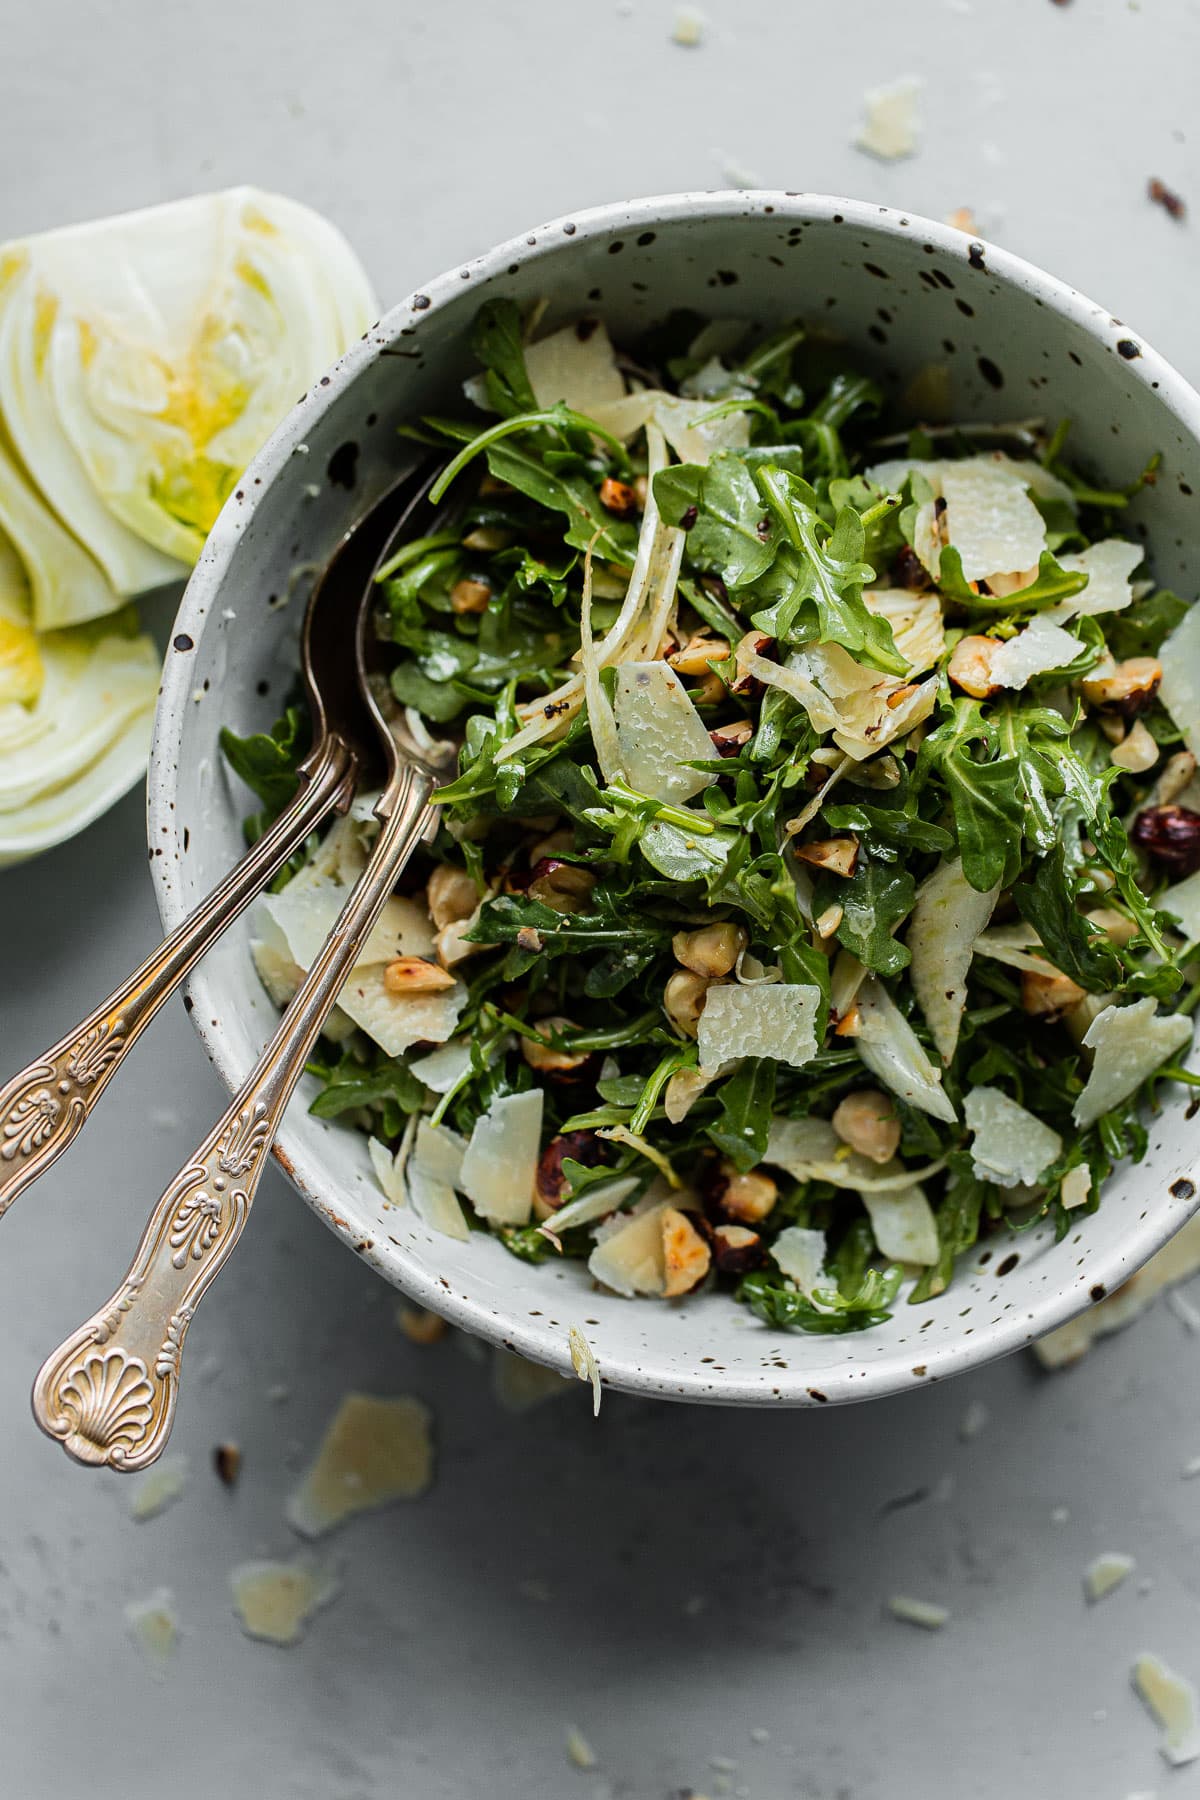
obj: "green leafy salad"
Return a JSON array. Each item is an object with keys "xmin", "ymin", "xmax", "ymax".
[{"xmin": 222, "ymin": 303, "xmax": 1200, "ymax": 1333}]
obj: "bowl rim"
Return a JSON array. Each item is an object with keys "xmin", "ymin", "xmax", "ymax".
[{"xmin": 148, "ymin": 189, "xmax": 1200, "ymax": 1404}]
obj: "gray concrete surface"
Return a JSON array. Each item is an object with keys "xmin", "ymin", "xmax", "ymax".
[{"xmin": 2, "ymin": 1, "xmax": 1200, "ymax": 1794}]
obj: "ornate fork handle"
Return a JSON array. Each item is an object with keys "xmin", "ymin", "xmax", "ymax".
[
  {"xmin": 0, "ymin": 735, "xmax": 357, "ymax": 1220},
  {"xmin": 33, "ymin": 765, "xmax": 435, "ymax": 1470}
]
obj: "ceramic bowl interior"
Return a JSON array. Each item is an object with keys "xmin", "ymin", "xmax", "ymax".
[{"xmin": 149, "ymin": 193, "xmax": 1200, "ymax": 1405}]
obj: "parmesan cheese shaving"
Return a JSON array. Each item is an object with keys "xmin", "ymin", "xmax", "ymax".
[
  {"xmin": 368, "ymin": 1136, "xmax": 406, "ymax": 1206},
  {"xmin": 408, "ymin": 1039, "xmax": 473, "ymax": 1094},
  {"xmin": 908, "ymin": 857, "xmax": 999, "ymax": 1063},
  {"xmin": 939, "ymin": 457, "xmax": 1047, "ymax": 581},
  {"xmin": 764, "ymin": 1116, "xmax": 944, "ymax": 1196},
  {"xmin": 130, "ymin": 1453, "xmax": 189, "ymax": 1522},
  {"xmin": 864, "ymin": 587, "xmax": 945, "ymax": 674},
  {"xmin": 286, "ymin": 1393, "xmax": 434, "ymax": 1537},
  {"xmin": 524, "ymin": 320, "xmax": 627, "ymax": 417},
  {"xmin": 855, "ymin": 976, "xmax": 957, "ymax": 1122},
  {"xmin": 1072, "ymin": 999, "xmax": 1193, "ymax": 1128},
  {"xmin": 587, "ymin": 1200, "xmax": 671, "ymax": 1296},
  {"xmin": 1132, "ymin": 1652, "xmax": 1200, "ymax": 1766},
  {"xmin": 697, "ymin": 982, "xmax": 821, "ymax": 1072},
  {"xmin": 1061, "ymin": 1165, "xmax": 1093, "ymax": 1210},
  {"xmin": 460, "ymin": 1089, "xmax": 543, "ymax": 1225},
  {"xmin": 612, "ymin": 661, "xmax": 717, "ymax": 804},
  {"xmin": 1051, "ymin": 538, "xmax": 1142, "ymax": 619},
  {"xmin": 541, "ymin": 1176, "xmax": 640, "ymax": 1236},
  {"xmin": 965, "ymin": 1086, "xmax": 1063, "ymax": 1188},
  {"xmin": 989, "ymin": 616, "xmax": 1082, "ymax": 689}
]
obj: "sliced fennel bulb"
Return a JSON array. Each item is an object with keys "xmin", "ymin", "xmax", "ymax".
[{"xmin": 0, "ymin": 188, "xmax": 376, "ymax": 606}]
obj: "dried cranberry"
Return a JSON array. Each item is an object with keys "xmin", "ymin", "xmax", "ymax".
[
  {"xmin": 892, "ymin": 544, "xmax": 929, "ymax": 590},
  {"xmin": 1132, "ymin": 804, "xmax": 1200, "ymax": 875},
  {"xmin": 535, "ymin": 1131, "xmax": 613, "ymax": 1208}
]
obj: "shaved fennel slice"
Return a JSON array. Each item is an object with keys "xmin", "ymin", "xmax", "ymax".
[
  {"xmin": 908, "ymin": 858, "xmax": 999, "ymax": 1063},
  {"xmin": 1051, "ymin": 538, "xmax": 1142, "ymax": 619},
  {"xmin": 964, "ymin": 1086, "xmax": 1063, "ymax": 1187},
  {"xmin": 1161, "ymin": 870, "xmax": 1200, "ymax": 945},
  {"xmin": 407, "ymin": 1039, "xmax": 473, "ymax": 1093},
  {"xmin": 413, "ymin": 1120, "xmax": 467, "ymax": 1190},
  {"xmin": 500, "ymin": 423, "xmax": 671, "ymax": 760},
  {"xmin": 764, "ymin": 1117, "xmax": 944, "ymax": 1196},
  {"xmin": 587, "ymin": 1200, "xmax": 671, "ymax": 1296},
  {"xmin": 832, "ymin": 675, "xmax": 938, "ymax": 761},
  {"xmin": 864, "ymin": 588, "xmax": 945, "ymax": 674},
  {"xmin": 524, "ymin": 319, "xmax": 627, "ymax": 415},
  {"xmin": 1072, "ymin": 999, "xmax": 1193, "ymax": 1128},
  {"xmin": 855, "ymin": 976, "xmax": 956, "ymax": 1122},
  {"xmin": 542, "ymin": 1176, "xmax": 640, "ymax": 1236},
  {"xmin": 580, "ymin": 542, "xmax": 623, "ymax": 783},
  {"xmin": 770, "ymin": 1226, "xmax": 828, "ymax": 1297},
  {"xmin": 408, "ymin": 1161, "xmax": 470, "ymax": 1241},
  {"xmin": 861, "ymin": 1184, "xmax": 938, "ymax": 1264},
  {"xmin": 939, "ymin": 457, "xmax": 1047, "ymax": 581},
  {"xmin": 613, "ymin": 661, "xmax": 716, "ymax": 804},
  {"xmin": 459, "ymin": 1089, "xmax": 543, "ymax": 1226},
  {"xmin": 749, "ymin": 652, "xmax": 841, "ymax": 734},
  {"xmin": 697, "ymin": 983, "xmax": 821, "ymax": 1072},
  {"xmin": 1159, "ymin": 602, "xmax": 1200, "ymax": 757},
  {"xmin": 0, "ymin": 263, "xmax": 184, "ymax": 601},
  {"xmin": 989, "ymin": 616, "xmax": 1082, "ymax": 689},
  {"xmin": 0, "ymin": 414, "xmax": 118, "ymax": 631},
  {"xmin": 589, "ymin": 390, "xmax": 751, "ymax": 464},
  {"xmin": 972, "ymin": 921, "xmax": 1054, "ymax": 974}
]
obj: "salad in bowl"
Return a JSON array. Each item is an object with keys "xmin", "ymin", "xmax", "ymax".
[{"xmin": 221, "ymin": 300, "xmax": 1200, "ymax": 1337}]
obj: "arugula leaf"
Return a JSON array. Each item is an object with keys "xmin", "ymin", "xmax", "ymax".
[
  {"xmin": 917, "ymin": 699, "xmax": 1025, "ymax": 892},
  {"xmin": 737, "ymin": 1266, "xmax": 900, "ymax": 1332},
  {"xmin": 751, "ymin": 469, "xmax": 905, "ymax": 675},
  {"xmin": 936, "ymin": 545, "xmax": 1089, "ymax": 613},
  {"xmin": 826, "ymin": 857, "xmax": 916, "ymax": 976},
  {"xmin": 656, "ymin": 451, "xmax": 779, "ymax": 588},
  {"xmin": 219, "ymin": 705, "xmax": 308, "ymax": 816},
  {"xmin": 470, "ymin": 299, "xmax": 538, "ymax": 416},
  {"xmin": 1013, "ymin": 848, "xmax": 1123, "ymax": 993},
  {"xmin": 1106, "ymin": 588, "xmax": 1189, "ymax": 659},
  {"xmin": 706, "ymin": 1058, "xmax": 776, "ymax": 1172},
  {"xmin": 823, "ymin": 799, "xmax": 954, "ymax": 857}
]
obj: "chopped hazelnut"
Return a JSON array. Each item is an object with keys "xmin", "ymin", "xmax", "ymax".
[
  {"xmin": 948, "ymin": 634, "xmax": 1001, "ymax": 699},
  {"xmin": 661, "ymin": 1207, "xmax": 713, "ymax": 1296},
  {"xmin": 598, "ymin": 476, "xmax": 639, "ymax": 517},
  {"xmin": 715, "ymin": 1164, "xmax": 778, "ymax": 1225},
  {"xmin": 668, "ymin": 632, "xmax": 731, "ymax": 677},
  {"xmin": 710, "ymin": 1223, "xmax": 766, "ymax": 1273},
  {"xmin": 1021, "ymin": 968, "xmax": 1088, "ymax": 1019},
  {"xmin": 832, "ymin": 1090, "xmax": 901, "ymax": 1164},
  {"xmin": 520, "ymin": 1016, "xmax": 592, "ymax": 1074},
  {"xmin": 426, "ymin": 863, "xmax": 477, "ymax": 930},
  {"xmin": 449, "ymin": 577, "xmax": 491, "ymax": 615},
  {"xmin": 663, "ymin": 969, "xmax": 712, "ymax": 1037},
  {"xmin": 795, "ymin": 836, "xmax": 861, "ymax": 878},
  {"xmin": 1081, "ymin": 656, "xmax": 1162, "ymax": 717},
  {"xmin": 383, "ymin": 957, "xmax": 456, "ymax": 995},
  {"xmin": 672, "ymin": 922, "xmax": 747, "ymax": 978}
]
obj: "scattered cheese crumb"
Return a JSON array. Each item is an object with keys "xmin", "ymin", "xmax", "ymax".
[
  {"xmin": 671, "ymin": 5, "xmax": 705, "ymax": 45},
  {"xmin": 230, "ymin": 1556, "xmax": 339, "ymax": 1647},
  {"xmin": 1033, "ymin": 1214, "xmax": 1200, "ymax": 1368},
  {"xmin": 568, "ymin": 1325, "xmax": 602, "ymax": 1417},
  {"xmin": 1061, "ymin": 1165, "xmax": 1092, "ymax": 1210},
  {"xmin": 286, "ymin": 1393, "xmax": 434, "ymax": 1536},
  {"xmin": 855, "ymin": 78, "xmax": 922, "ymax": 161},
  {"xmin": 124, "ymin": 1587, "xmax": 178, "ymax": 1675},
  {"xmin": 1132, "ymin": 1652, "xmax": 1200, "ymax": 1765},
  {"xmin": 397, "ymin": 1305, "xmax": 448, "ymax": 1345},
  {"xmin": 944, "ymin": 206, "xmax": 978, "ymax": 233},
  {"xmin": 965, "ymin": 1086, "xmax": 1062, "ymax": 1187},
  {"xmin": 1084, "ymin": 1553, "xmax": 1136, "ymax": 1602},
  {"xmin": 566, "ymin": 1725, "xmax": 598, "ymax": 1769},
  {"xmin": 959, "ymin": 1398, "xmax": 989, "ymax": 1441},
  {"xmin": 130, "ymin": 1454, "xmax": 189, "ymax": 1522},
  {"xmin": 1072, "ymin": 998, "xmax": 1193, "ymax": 1129},
  {"xmin": 888, "ymin": 1594, "xmax": 949, "ymax": 1629},
  {"xmin": 715, "ymin": 152, "xmax": 761, "ymax": 189},
  {"xmin": 493, "ymin": 1350, "xmax": 571, "ymax": 1412}
]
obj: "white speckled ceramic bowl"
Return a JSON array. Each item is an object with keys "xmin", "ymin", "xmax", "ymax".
[{"xmin": 149, "ymin": 193, "xmax": 1200, "ymax": 1406}]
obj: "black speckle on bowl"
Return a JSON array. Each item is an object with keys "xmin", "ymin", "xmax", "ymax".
[{"xmin": 173, "ymin": 633, "xmax": 193, "ymax": 652}]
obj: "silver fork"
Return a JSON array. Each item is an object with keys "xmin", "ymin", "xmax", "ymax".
[
  {"xmin": 0, "ymin": 465, "xmax": 436, "ymax": 1219},
  {"xmin": 31, "ymin": 482, "xmax": 449, "ymax": 1471}
]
